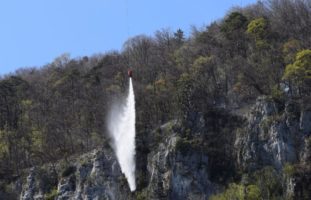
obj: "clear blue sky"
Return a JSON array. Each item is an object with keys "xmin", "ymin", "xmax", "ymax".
[{"xmin": 0, "ymin": 0, "xmax": 257, "ymax": 75}]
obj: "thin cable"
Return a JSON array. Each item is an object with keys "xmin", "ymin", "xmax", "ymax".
[
  {"xmin": 125, "ymin": 0, "xmax": 130, "ymax": 39},
  {"xmin": 125, "ymin": 0, "xmax": 130, "ymax": 66}
]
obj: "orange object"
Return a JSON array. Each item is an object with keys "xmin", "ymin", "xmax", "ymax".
[{"xmin": 128, "ymin": 69, "xmax": 133, "ymax": 77}]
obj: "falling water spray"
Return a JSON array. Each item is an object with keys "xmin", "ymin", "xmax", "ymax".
[{"xmin": 108, "ymin": 78, "xmax": 136, "ymax": 191}]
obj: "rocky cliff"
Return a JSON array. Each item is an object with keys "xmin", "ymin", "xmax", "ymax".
[
  {"xmin": 1, "ymin": 96, "xmax": 310, "ymax": 199},
  {"xmin": 2, "ymin": 122, "xmax": 215, "ymax": 200},
  {"xmin": 17, "ymin": 148, "xmax": 134, "ymax": 200},
  {"xmin": 233, "ymin": 96, "xmax": 310, "ymax": 199},
  {"xmin": 235, "ymin": 96, "xmax": 310, "ymax": 170}
]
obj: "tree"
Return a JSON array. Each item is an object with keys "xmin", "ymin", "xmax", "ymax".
[
  {"xmin": 210, "ymin": 183, "xmax": 245, "ymax": 200},
  {"xmin": 268, "ymin": 0, "xmax": 311, "ymax": 45},
  {"xmin": 221, "ymin": 12, "xmax": 248, "ymax": 56},
  {"xmin": 221, "ymin": 12, "xmax": 248, "ymax": 39},
  {"xmin": 283, "ymin": 49, "xmax": 311, "ymax": 95},
  {"xmin": 282, "ymin": 39, "xmax": 302, "ymax": 64},
  {"xmin": 173, "ymin": 28, "xmax": 185, "ymax": 47},
  {"xmin": 123, "ymin": 35, "xmax": 155, "ymax": 83},
  {"xmin": 247, "ymin": 17, "xmax": 269, "ymax": 48}
]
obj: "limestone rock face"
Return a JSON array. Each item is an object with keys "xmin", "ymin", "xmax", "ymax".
[
  {"xmin": 15, "ymin": 137, "xmax": 214, "ymax": 200},
  {"xmin": 300, "ymin": 110, "xmax": 311, "ymax": 134},
  {"xmin": 16, "ymin": 119, "xmax": 215, "ymax": 200},
  {"xmin": 1, "ymin": 96, "xmax": 310, "ymax": 200},
  {"xmin": 20, "ymin": 168, "xmax": 37, "ymax": 200},
  {"xmin": 18, "ymin": 148, "xmax": 133, "ymax": 200},
  {"xmin": 235, "ymin": 97, "xmax": 309, "ymax": 171},
  {"xmin": 146, "ymin": 134, "xmax": 213, "ymax": 200}
]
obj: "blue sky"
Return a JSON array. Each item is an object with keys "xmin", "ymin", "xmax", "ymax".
[{"xmin": 0, "ymin": 0, "xmax": 257, "ymax": 75}]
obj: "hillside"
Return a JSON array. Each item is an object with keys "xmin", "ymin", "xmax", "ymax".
[{"xmin": 0, "ymin": 0, "xmax": 310, "ymax": 199}]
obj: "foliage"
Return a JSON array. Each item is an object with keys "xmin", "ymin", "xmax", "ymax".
[
  {"xmin": 175, "ymin": 137, "xmax": 200, "ymax": 156},
  {"xmin": 211, "ymin": 166, "xmax": 285, "ymax": 200},
  {"xmin": 45, "ymin": 188, "xmax": 58, "ymax": 200},
  {"xmin": 271, "ymin": 84, "xmax": 284, "ymax": 101},
  {"xmin": 283, "ymin": 49, "xmax": 311, "ymax": 95},
  {"xmin": 245, "ymin": 184, "xmax": 261, "ymax": 200},
  {"xmin": 221, "ymin": 12, "xmax": 248, "ymax": 39},
  {"xmin": 252, "ymin": 166, "xmax": 283, "ymax": 199},
  {"xmin": 136, "ymin": 189, "xmax": 148, "ymax": 200},
  {"xmin": 283, "ymin": 49, "xmax": 311, "ymax": 81},
  {"xmin": 0, "ymin": 130, "xmax": 8, "ymax": 157},
  {"xmin": 247, "ymin": 17, "xmax": 268, "ymax": 41},
  {"xmin": 61, "ymin": 166, "xmax": 76, "ymax": 177},
  {"xmin": 210, "ymin": 183, "xmax": 245, "ymax": 200},
  {"xmin": 282, "ymin": 39, "xmax": 301, "ymax": 64},
  {"xmin": 283, "ymin": 163, "xmax": 296, "ymax": 177},
  {"xmin": 0, "ymin": 0, "xmax": 310, "ymax": 184}
]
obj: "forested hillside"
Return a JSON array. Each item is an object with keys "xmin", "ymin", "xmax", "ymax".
[{"xmin": 0, "ymin": 0, "xmax": 310, "ymax": 199}]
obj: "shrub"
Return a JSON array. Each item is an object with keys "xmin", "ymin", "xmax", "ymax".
[
  {"xmin": 210, "ymin": 183, "xmax": 245, "ymax": 200},
  {"xmin": 45, "ymin": 188, "xmax": 58, "ymax": 200},
  {"xmin": 61, "ymin": 165, "xmax": 76, "ymax": 177},
  {"xmin": 247, "ymin": 17, "xmax": 268, "ymax": 40},
  {"xmin": 246, "ymin": 184, "xmax": 261, "ymax": 200},
  {"xmin": 175, "ymin": 137, "xmax": 201, "ymax": 155},
  {"xmin": 136, "ymin": 190, "xmax": 148, "ymax": 200},
  {"xmin": 283, "ymin": 163, "xmax": 296, "ymax": 177}
]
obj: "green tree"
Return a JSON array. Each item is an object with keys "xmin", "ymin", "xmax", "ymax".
[
  {"xmin": 245, "ymin": 185, "xmax": 261, "ymax": 200},
  {"xmin": 253, "ymin": 167, "xmax": 283, "ymax": 199},
  {"xmin": 221, "ymin": 12, "xmax": 248, "ymax": 57},
  {"xmin": 210, "ymin": 183, "xmax": 245, "ymax": 200},
  {"xmin": 282, "ymin": 39, "xmax": 302, "ymax": 64},
  {"xmin": 221, "ymin": 12, "xmax": 248, "ymax": 39},
  {"xmin": 173, "ymin": 28, "xmax": 185, "ymax": 46},
  {"xmin": 283, "ymin": 49, "xmax": 311, "ymax": 95},
  {"xmin": 247, "ymin": 17, "xmax": 269, "ymax": 48}
]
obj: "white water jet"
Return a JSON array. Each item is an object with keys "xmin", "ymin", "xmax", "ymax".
[{"xmin": 108, "ymin": 78, "xmax": 136, "ymax": 191}]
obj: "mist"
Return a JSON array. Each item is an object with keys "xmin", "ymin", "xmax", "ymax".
[{"xmin": 107, "ymin": 78, "xmax": 136, "ymax": 192}]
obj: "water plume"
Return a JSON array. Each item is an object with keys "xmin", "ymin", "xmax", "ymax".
[{"xmin": 108, "ymin": 78, "xmax": 136, "ymax": 191}]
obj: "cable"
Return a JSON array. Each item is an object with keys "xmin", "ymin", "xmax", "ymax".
[
  {"xmin": 125, "ymin": 0, "xmax": 130, "ymax": 66},
  {"xmin": 125, "ymin": 0, "xmax": 130, "ymax": 39}
]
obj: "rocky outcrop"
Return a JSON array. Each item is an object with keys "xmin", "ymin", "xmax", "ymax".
[
  {"xmin": 235, "ymin": 96, "xmax": 310, "ymax": 171},
  {"xmin": 17, "ymin": 148, "xmax": 134, "ymax": 200},
  {"xmin": 145, "ymin": 134, "xmax": 213, "ymax": 200},
  {"xmin": 11, "ymin": 123, "xmax": 215, "ymax": 200},
  {"xmin": 20, "ymin": 168, "xmax": 38, "ymax": 200},
  {"xmin": 300, "ymin": 109, "xmax": 311, "ymax": 134},
  {"xmin": 1, "ymin": 96, "xmax": 310, "ymax": 200},
  {"xmin": 134, "ymin": 121, "xmax": 215, "ymax": 200}
]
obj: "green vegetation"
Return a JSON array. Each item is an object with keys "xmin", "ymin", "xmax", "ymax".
[
  {"xmin": 245, "ymin": 185, "xmax": 261, "ymax": 200},
  {"xmin": 284, "ymin": 49, "xmax": 311, "ymax": 80},
  {"xmin": 175, "ymin": 137, "xmax": 200, "ymax": 155},
  {"xmin": 283, "ymin": 163, "xmax": 296, "ymax": 177},
  {"xmin": 61, "ymin": 166, "xmax": 76, "ymax": 177},
  {"xmin": 210, "ymin": 183, "xmax": 261, "ymax": 200},
  {"xmin": 247, "ymin": 17, "xmax": 269, "ymax": 48},
  {"xmin": 221, "ymin": 12, "xmax": 248, "ymax": 39},
  {"xmin": 282, "ymin": 39, "xmax": 302, "ymax": 64},
  {"xmin": 211, "ymin": 183, "xmax": 262, "ymax": 200},
  {"xmin": 211, "ymin": 167, "xmax": 284, "ymax": 200},
  {"xmin": 0, "ymin": 0, "xmax": 310, "ymax": 186},
  {"xmin": 136, "ymin": 189, "xmax": 148, "ymax": 200},
  {"xmin": 45, "ymin": 188, "xmax": 58, "ymax": 200},
  {"xmin": 283, "ymin": 49, "xmax": 311, "ymax": 95},
  {"xmin": 210, "ymin": 183, "xmax": 245, "ymax": 200},
  {"xmin": 247, "ymin": 18, "xmax": 268, "ymax": 39}
]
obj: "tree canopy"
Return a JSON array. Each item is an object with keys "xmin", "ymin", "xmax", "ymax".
[{"xmin": 0, "ymin": 0, "xmax": 310, "ymax": 180}]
